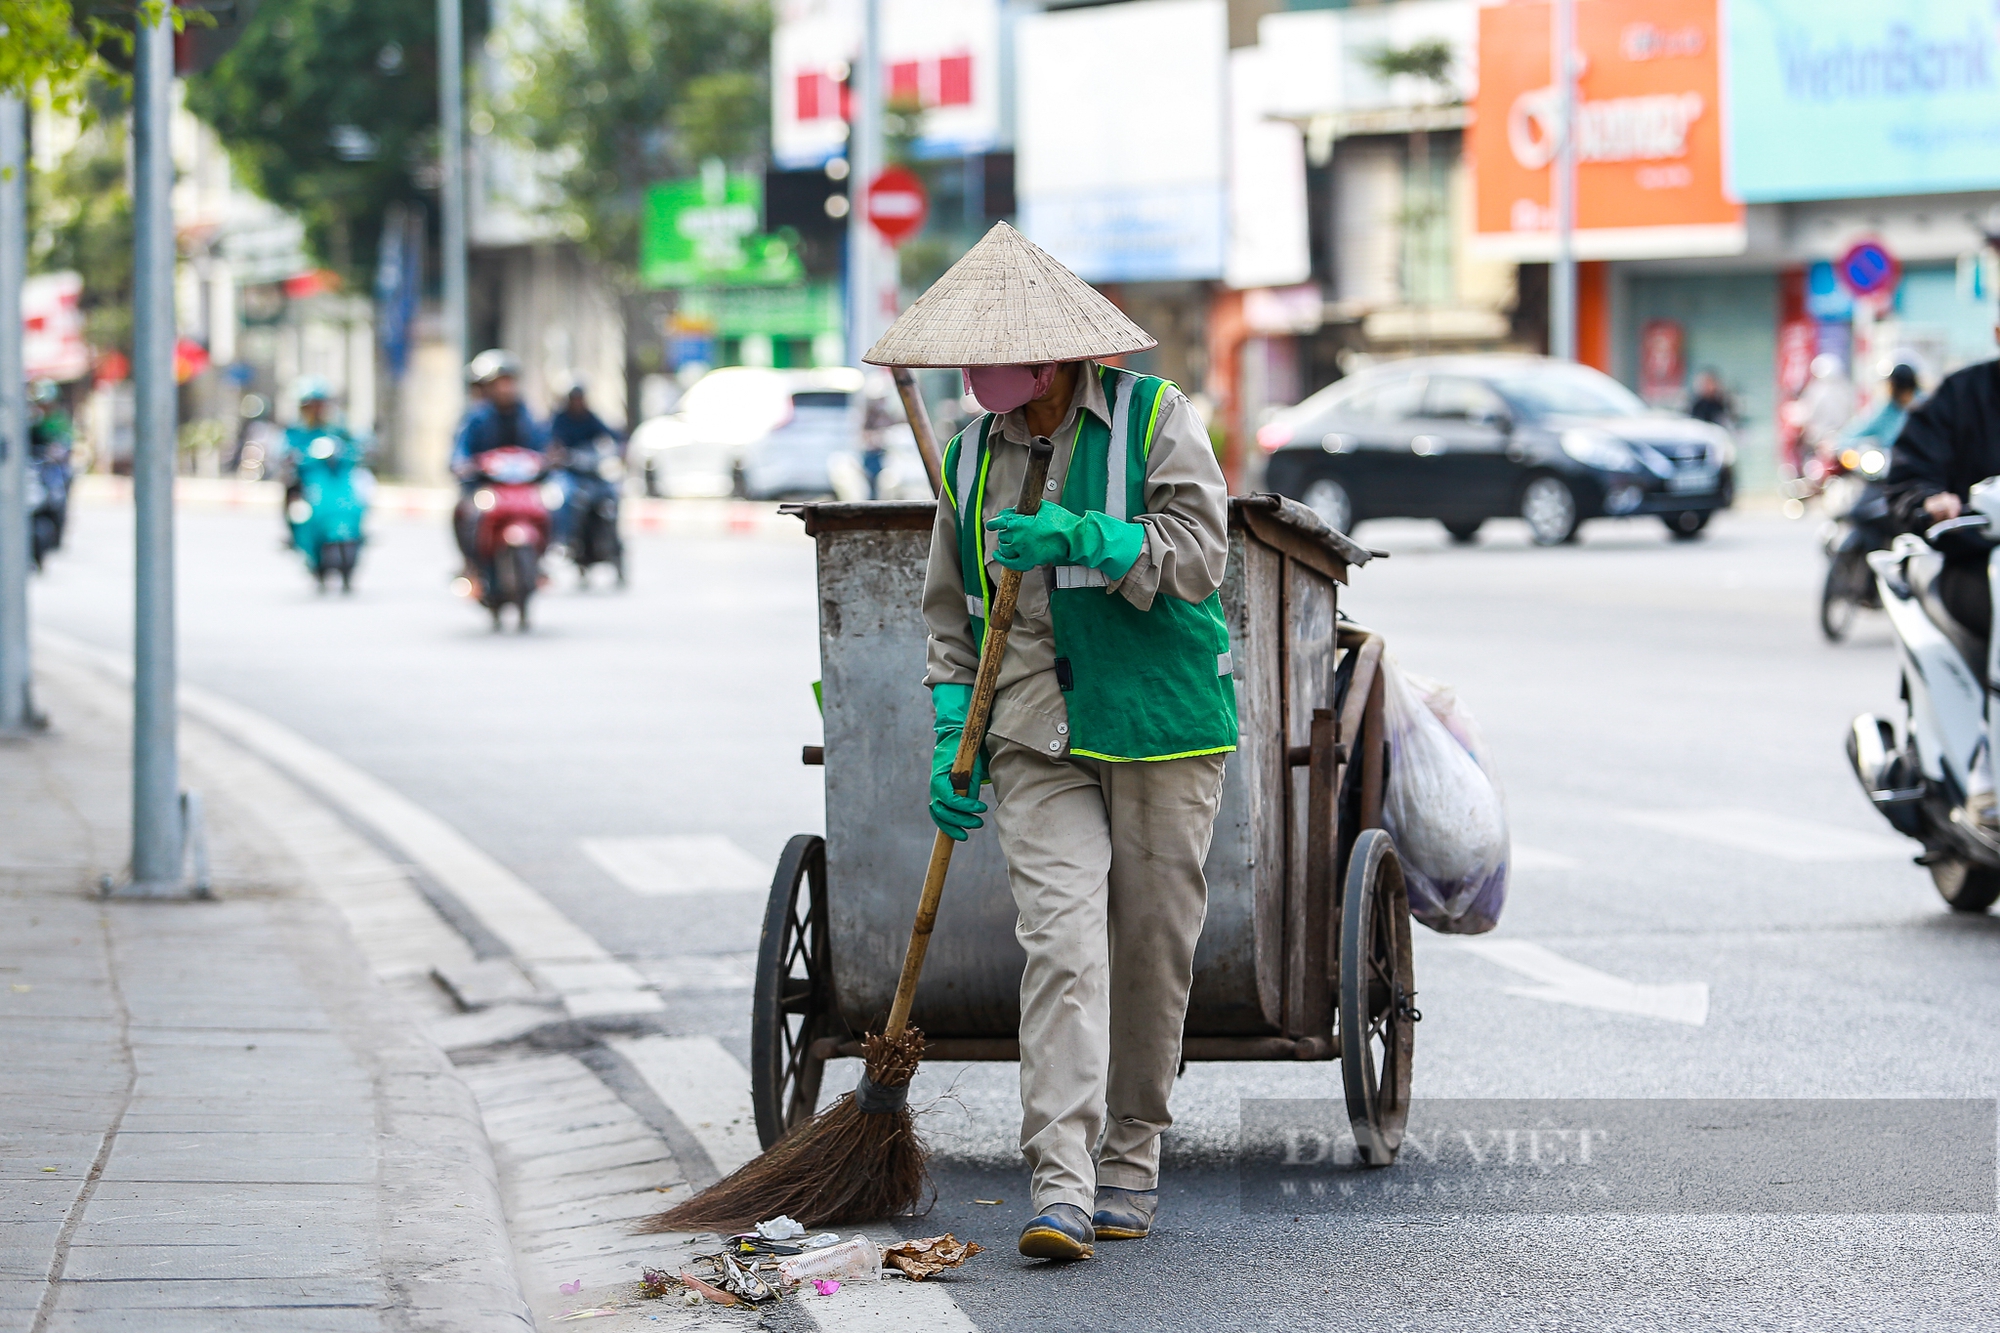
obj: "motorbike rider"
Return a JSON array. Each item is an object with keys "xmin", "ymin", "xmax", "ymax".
[
  {"xmin": 547, "ymin": 377, "xmax": 622, "ymax": 548},
  {"xmin": 451, "ymin": 351, "xmax": 549, "ymax": 575},
  {"xmin": 280, "ymin": 379, "xmax": 359, "ymax": 535},
  {"xmin": 1839, "ymin": 363, "xmax": 1920, "ymax": 453},
  {"xmin": 1884, "ymin": 343, "xmax": 2000, "ymax": 823}
]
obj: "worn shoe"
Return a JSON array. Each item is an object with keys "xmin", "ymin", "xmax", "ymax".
[
  {"xmin": 1091, "ymin": 1186, "xmax": 1159, "ymax": 1240},
  {"xmin": 1017, "ymin": 1202, "xmax": 1094, "ymax": 1260}
]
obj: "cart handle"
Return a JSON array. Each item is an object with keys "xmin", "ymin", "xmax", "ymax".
[{"xmin": 885, "ymin": 437, "xmax": 1056, "ymax": 1040}]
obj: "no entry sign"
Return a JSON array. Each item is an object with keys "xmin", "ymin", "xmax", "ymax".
[
  {"xmin": 1836, "ymin": 239, "xmax": 1900, "ymax": 298},
  {"xmin": 866, "ymin": 166, "xmax": 929, "ymax": 246}
]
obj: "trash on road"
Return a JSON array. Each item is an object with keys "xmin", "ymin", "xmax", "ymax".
[
  {"xmin": 554, "ymin": 1310, "xmax": 619, "ymax": 1321},
  {"xmin": 778, "ymin": 1235, "xmax": 882, "ymax": 1285},
  {"xmin": 812, "ymin": 1279, "xmax": 841, "ymax": 1295},
  {"xmin": 560, "ymin": 1279, "xmax": 583, "ymax": 1294},
  {"xmin": 755, "ymin": 1214, "xmax": 806, "ymax": 1240},
  {"xmin": 639, "ymin": 1269, "xmax": 674, "ymax": 1299},
  {"xmin": 801, "ymin": 1232, "xmax": 842, "ymax": 1249},
  {"xmin": 719, "ymin": 1252, "xmax": 779, "ymax": 1303},
  {"xmin": 881, "ymin": 1234, "xmax": 981, "ymax": 1281},
  {"xmin": 677, "ymin": 1272, "xmax": 741, "ymax": 1307},
  {"xmin": 972, "ymin": 1198, "xmax": 1003, "ymax": 1205}
]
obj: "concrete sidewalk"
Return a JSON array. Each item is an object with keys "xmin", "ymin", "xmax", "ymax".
[{"xmin": 1, "ymin": 665, "xmax": 532, "ymax": 1331}]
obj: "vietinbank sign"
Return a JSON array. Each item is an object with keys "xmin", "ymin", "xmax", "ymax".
[{"xmin": 1725, "ymin": 0, "xmax": 2000, "ymax": 201}]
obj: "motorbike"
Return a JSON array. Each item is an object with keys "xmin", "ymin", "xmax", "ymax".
[
  {"xmin": 1819, "ymin": 442, "xmax": 1896, "ymax": 642},
  {"xmin": 1847, "ymin": 477, "xmax": 2000, "ymax": 915},
  {"xmin": 286, "ymin": 434, "xmax": 372, "ymax": 592},
  {"xmin": 555, "ymin": 440, "xmax": 626, "ymax": 586},
  {"xmin": 26, "ymin": 439, "xmax": 71, "ymax": 570},
  {"xmin": 468, "ymin": 445, "xmax": 555, "ymax": 631}
]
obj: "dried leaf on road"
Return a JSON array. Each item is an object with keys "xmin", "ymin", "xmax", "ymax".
[
  {"xmin": 881, "ymin": 1234, "xmax": 981, "ymax": 1280},
  {"xmin": 679, "ymin": 1272, "xmax": 741, "ymax": 1307}
]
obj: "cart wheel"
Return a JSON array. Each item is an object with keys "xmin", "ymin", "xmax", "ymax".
[
  {"xmin": 1340, "ymin": 828, "xmax": 1416, "ymax": 1166},
  {"xmin": 751, "ymin": 834, "xmax": 840, "ymax": 1149}
]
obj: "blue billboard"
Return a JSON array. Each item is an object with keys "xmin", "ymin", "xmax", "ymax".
[{"xmin": 1725, "ymin": 0, "xmax": 2000, "ymax": 202}]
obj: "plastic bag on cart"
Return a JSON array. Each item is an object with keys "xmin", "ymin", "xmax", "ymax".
[{"xmin": 1378, "ymin": 658, "xmax": 1508, "ymax": 934}]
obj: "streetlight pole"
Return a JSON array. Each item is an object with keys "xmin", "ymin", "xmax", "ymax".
[
  {"xmin": 0, "ymin": 95, "xmax": 31, "ymax": 734},
  {"xmin": 126, "ymin": 10, "xmax": 184, "ymax": 892},
  {"xmin": 847, "ymin": 0, "xmax": 881, "ymax": 364},
  {"xmin": 438, "ymin": 0, "xmax": 468, "ymax": 407},
  {"xmin": 1550, "ymin": 0, "xmax": 1578, "ymax": 361}
]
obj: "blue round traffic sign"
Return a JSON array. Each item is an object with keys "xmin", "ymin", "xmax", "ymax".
[{"xmin": 1837, "ymin": 240, "xmax": 1900, "ymax": 297}]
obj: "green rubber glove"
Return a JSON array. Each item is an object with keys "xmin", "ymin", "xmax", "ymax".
[
  {"xmin": 929, "ymin": 683, "xmax": 990, "ymax": 841},
  {"xmin": 986, "ymin": 503, "xmax": 1144, "ymax": 579}
]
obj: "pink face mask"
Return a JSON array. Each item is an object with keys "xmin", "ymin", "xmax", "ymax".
[{"xmin": 963, "ymin": 363, "xmax": 1058, "ymax": 414}]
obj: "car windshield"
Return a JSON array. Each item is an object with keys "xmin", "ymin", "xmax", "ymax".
[
  {"xmin": 792, "ymin": 391, "xmax": 851, "ymax": 410},
  {"xmin": 1491, "ymin": 365, "xmax": 1647, "ymax": 419}
]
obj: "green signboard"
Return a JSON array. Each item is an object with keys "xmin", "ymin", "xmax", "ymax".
[
  {"xmin": 640, "ymin": 168, "xmax": 804, "ymax": 289},
  {"xmin": 676, "ymin": 283, "xmax": 843, "ymax": 338}
]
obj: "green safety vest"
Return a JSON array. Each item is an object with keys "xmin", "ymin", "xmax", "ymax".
[{"xmin": 940, "ymin": 364, "xmax": 1238, "ymax": 763}]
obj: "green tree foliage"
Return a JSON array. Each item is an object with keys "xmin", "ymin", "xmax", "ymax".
[
  {"xmin": 184, "ymin": 0, "xmax": 446, "ymax": 282},
  {"xmin": 504, "ymin": 0, "xmax": 770, "ymax": 275},
  {"xmin": 30, "ymin": 85, "xmax": 135, "ymax": 351},
  {"xmin": 1363, "ymin": 38, "xmax": 1456, "ymax": 94},
  {"xmin": 2, "ymin": 0, "xmax": 111, "ymax": 103}
]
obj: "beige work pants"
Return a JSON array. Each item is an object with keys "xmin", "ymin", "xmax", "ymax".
[{"xmin": 988, "ymin": 736, "xmax": 1227, "ymax": 1212}]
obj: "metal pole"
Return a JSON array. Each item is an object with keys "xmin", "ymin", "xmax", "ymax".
[
  {"xmin": 1550, "ymin": 0, "xmax": 1577, "ymax": 361},
  {"xmin": 0, "ymin": 95, "xmax": 30, "ymax": 733},
  {"xmin": 847, "ymin": 0, "xmax": 881, "ymax": 364},
  {"xmin": 129, "ymin": 12, "xmax": 182, "ymax": 890},
  {"xmin": 438, "ymin": 0, "xmax": 468, "ymax": 401}
]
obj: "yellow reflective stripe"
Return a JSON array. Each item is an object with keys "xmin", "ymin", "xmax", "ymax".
[
  {"xmin": 1141, "ymin": 378, "xmax": 1175, "ymax": 459},
  {"xmin": 1067, "ymin": 744, "xmax": 1238, "ymax": 764},
  {"xmin": 940, "ymin": 440, "xmax": 959, "ymax": 511},
  {"xmin": 973, "ymin": 432, "xmax": 994, "ymax": 619}
]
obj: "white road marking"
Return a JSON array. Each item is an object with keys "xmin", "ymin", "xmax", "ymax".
[
  {"xmin": 1615, "ymin": 807, "xmax": 1913, "ymax": 863},
  {"xmin": 40, "ymin": 630, "xmax": 663, "ymax": 1020},
  {"xmin": 1512, "ymin": 843, "xmax": 1581, "ymax": 870},
  {"xmin": 637, "ymin": 953, "xmax": 758, "ymax": 993},
  {"xmin": 582, "ymin": 836, "xmax": 771, "ymax": 895},
  {"xmin": 606, "ymin": 1035, "xmax": 763, "ymax": 1177},
  {"xmin": 798, "ymin": 1239, "xmax": 984, "ymax": 1333},
  {"xmin": 1458, "ymin": 939, "xmax": 1709, "ymax": 1026}
]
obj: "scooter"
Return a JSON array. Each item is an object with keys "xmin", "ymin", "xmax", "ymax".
[
  {"xmin": 1819, "ymin": 443, "xmax": 1895, "ymax": 642},
  {"xmin": 26, "ymin": 438, "xmax": 71, "ymax": 569},
  {"xmin": 287, "ymin": 434, "xmax": 371, "ymax": 592},
  {"xmin": 469, "ymin": 445, "xmax": 554, "ymax": 631},
  {"xmin": 556, "ymin": 440, "xmax": 626, "ymax": 586},
  {"xmin": 1847, "ymin": 477, "xmax": 2000, "ymax": 914}
]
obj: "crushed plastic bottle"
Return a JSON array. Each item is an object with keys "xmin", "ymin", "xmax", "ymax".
[{"xmin": 778, "ymin": 1236, "xmax": 882, "ymax": 1285}]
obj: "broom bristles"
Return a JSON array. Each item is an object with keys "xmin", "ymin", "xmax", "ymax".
[{"xmin": 641, "ymin": 1028, "xmax": 932, "ymax": 1233}]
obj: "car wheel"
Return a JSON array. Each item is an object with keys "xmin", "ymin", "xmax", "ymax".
[
  {"xmin": 1521, "ymin": 475, "xmax": 1579, "ymax": 546},
  {"xmin": 1664, "ymin": 509, "xmax": 1711, "ymax": 540},
  {"xmin": 1443, "ymin": 519, "xmax": 1483, "ymax": 544},
  {"xmin": 1301, "ymin": 476, "xmax": 1354, "ymax": 534}
]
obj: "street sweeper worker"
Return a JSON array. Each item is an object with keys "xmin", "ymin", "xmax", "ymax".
[{"xmin": 865, "ymin": 222, "xmax": 1237, "ymax": 1262}]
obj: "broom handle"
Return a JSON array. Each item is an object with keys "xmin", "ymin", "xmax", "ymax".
[
  {"xmin": 885, "ymin": 436, "xmax": 1056, "ymax": 1040},
  {"xmin": 891, "ymin": 367, "xmax": 944, "ymax": 497}
]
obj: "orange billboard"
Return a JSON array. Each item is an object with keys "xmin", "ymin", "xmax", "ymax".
[{"xmin": 1473, "ymin": 0, "xmax": 1744, "ymax": 260}]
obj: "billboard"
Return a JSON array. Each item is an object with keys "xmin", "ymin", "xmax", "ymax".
[
  {"xmin": 1018, "ymin": 0, "xmax": 1228, "ymax": 284},
  {"xmin": 1725, "ymin": 0, "xmax": 2000, "ymax": 202},
  {"xmin": 772, "ymin": 0, "xmax": 1003, "ymax": 169},
  {"xmin": 1473, "ymin": 0, "xmax": 1743, "ymax": 260}
]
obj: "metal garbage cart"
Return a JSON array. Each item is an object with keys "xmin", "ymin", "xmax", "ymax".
[{"xmin": 759, "ymin": 494, "xmax": 1415, "ymax": 1164}]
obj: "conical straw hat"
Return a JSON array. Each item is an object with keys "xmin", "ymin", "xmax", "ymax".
[{"xmin": 864, "ymin": 222, "xmax": 1157, "ymax": 367}]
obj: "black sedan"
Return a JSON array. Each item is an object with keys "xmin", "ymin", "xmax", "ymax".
[{"xmin": 1253, "ymin": 355, "xmax": 1735, "ymax": 544}]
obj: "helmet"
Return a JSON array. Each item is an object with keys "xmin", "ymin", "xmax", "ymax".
[
  {"xmin": 292, "ymin": 376, "xmax": 334, "ymax": 406},
  {"xmin": 1809, "ymin": 354, "xmax": 1843, "ymax": 381},
  {"xmin": 28, "ymin": 379, "xmax": 59, "ymax": 406},
  {"xmin": 1888, "ymin": 363, "xmax": 1919, "ymax": 393},
  {"xmin": 466, "ymin": 350, "xmax": 520, "ymax": 387},
  {"xmin": 559, "ymin": 373, "xmax": 589, "ymax": 397}
]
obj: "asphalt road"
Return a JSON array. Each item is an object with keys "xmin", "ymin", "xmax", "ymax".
[{"xmin": 34, "ymin": 490, "xmax": 2000, "ymax": 1331}]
